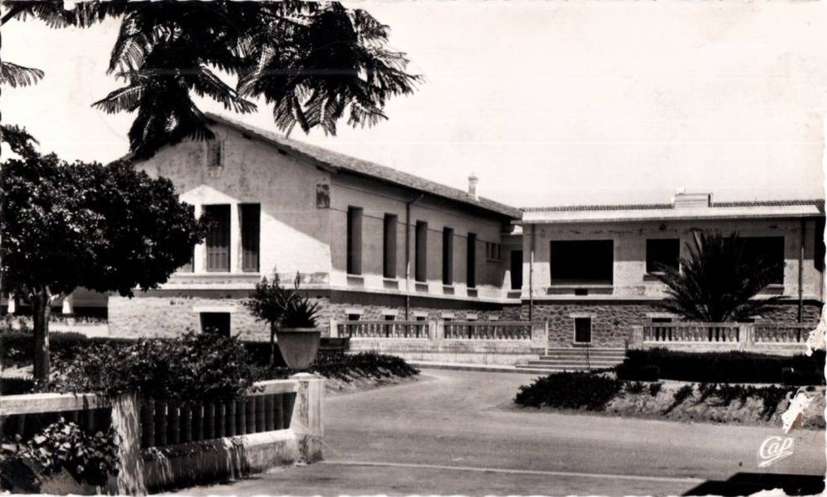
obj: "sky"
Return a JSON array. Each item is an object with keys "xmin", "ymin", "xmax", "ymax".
[{"xmin": 2, "ymin": 1, "xmax": 826, "ymax": 208}]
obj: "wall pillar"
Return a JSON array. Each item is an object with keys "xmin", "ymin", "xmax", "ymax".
[
  {"xmin": 329, "ymin": 319, "xmax": 338, "ymax": 338},
  {"xmin": 7, "ymin": 295, "xmax": 15, "ymax": 315},
  {"xmin": 290, "ymin": 373, "xmax": 324, "ymax": 463},
  {"xmin": 61, "ymin": 293, "xmax": 74, "ymax": 316}
]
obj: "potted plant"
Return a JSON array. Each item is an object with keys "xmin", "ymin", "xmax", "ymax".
[{"xmin": 277, "ymin": 287, "xmax": 321, "ymax": 370}]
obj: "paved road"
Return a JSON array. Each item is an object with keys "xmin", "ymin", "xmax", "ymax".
[{"xmin": 179, "ymin": 369, "xmax": 825, "ymax": 496}]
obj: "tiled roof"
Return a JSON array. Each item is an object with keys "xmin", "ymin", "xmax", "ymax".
[
  {"xmin": 205, "ymin": 113, "xmax": 521, "ymax": 219},
  {"xmin": 521, "ymin": 197, "xmax": 825, "ymax": 224}
]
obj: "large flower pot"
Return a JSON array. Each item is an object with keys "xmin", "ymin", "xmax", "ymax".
[{"xmin": 276, "ymin": 327, "xmax": 321, "ymax": 370}]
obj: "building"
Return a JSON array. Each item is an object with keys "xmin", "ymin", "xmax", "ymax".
[
  {"xmin": 518, "ymin": 193, "xmax": 825, "ymax": 348},
  {"xmin": 106, "ymin": 114, "xmax": 523, "ymax": 339}
]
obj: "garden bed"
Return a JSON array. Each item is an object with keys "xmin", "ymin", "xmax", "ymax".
[{"xmin": 514, "ymin": 372, "xmax": 825, "ymax": 429}]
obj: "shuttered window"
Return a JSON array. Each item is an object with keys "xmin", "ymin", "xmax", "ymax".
[
  {"xmin": 442, "ymin": 227, "xmax": 454, "ymax": 285},
  {"xmin": 415, "ymin": 221, "xmax": 428, "ymax": 282},
  {"xmin": 241, "ymin": 204, "xmax": 260, "ymax": 273},
  {"xmin": 383, "ymin": 214, "xmax": 398, "ymax": 278},
  {"xmin": 467, "ymin": 233, "xmax": 477, "ymax": 288},
  {"xmin": 204, "ymin": 205, "xmax": 231, "ymax": 272},
  {"xmin": 347, "ymin": 207, "xmax": 363, "ymax": 275}
]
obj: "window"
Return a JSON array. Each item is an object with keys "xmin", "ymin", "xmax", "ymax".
[
  {"xmin": 240, "ymin": 204, "xmax": 260, "ymax": 272},
  {"xmin": 204, "ymin": 205, "xmax": 231, "ymax": 272},
  {"xmin": 646, "ymin": 239, "xmax": 680, "ymax": 274},
  {"xmin": 383, "ymin": 214, "xmax": 398, "ymax": 278},
  {"xmin": 207, "ymin": 140, "xmax": 223, "ymax": 168},
  {"xmin": 467, "ymin": 233, "xmax": 477, "ymax": 288},
  {"xmin": 650, "ymin": 317, "xmax": 673, "ymax": 324},
  {"xmin": 573, "ymin": 317, "xmax": 592, "ymax": 343},
  {"xmin": 816, "ymin": 218, "xmax": 825, "ymax": 272},
  {"xmin": 742, "ymin": 236, "xmax": 784, "ymax": 284},
  {"xmin": 415, "ymin": 221, "xmax": 428, "ymax": 282},
  {"xmin": 485, "ymin": 242, "xmax": 503, "ymax": 262},
  {"xmin": 442, "ymin": 227, "xmax": 454, "ymax": 285},
  {"xmin": 346, "ymin": 207, "xmax": 363, "ymax": 275},
  {"xmin": 346, "ymin": 313, "xmax": 361, "ymax": 322},
  {"xmin": 550, "ymin": 240, "xmax": 613, "ymax": 285},
  {"xmin": 510, "ymin": 250, "xmax": 523, "ymax": 290},
  {"xmin": 201, "ymin": 312, "xmax": 230, "ymax": 337}
]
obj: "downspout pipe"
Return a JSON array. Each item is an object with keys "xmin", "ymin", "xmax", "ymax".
[
  {"xmin": 798, "ymin": 219, "xmax": 805, "ymax": 322},
  {"xmin": 529, "ymin": 224, "xmax": 536, "ymax": 322},
  {"xmin": 405, "ymin": 194, "xmax": 424, "ymax": 321}
]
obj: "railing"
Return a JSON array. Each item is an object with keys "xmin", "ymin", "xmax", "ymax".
[
  {"xmin": 338, "ymin": 320, "xmax": 429, "ymax": 338},
  {"xmin": 139, "ymin": 382, "xmax": 296, "ymax": 448},
  {"xmin": 639, "ymin": 321, "xmax": 817, "ymax": 348},
  {"xmin": 0, "ymin": 377, "xmax": 322, "ymax": 494},
  {"xmin": 444, "ymin": 320, "xmax": 532, "ymax": 340},
  {"xmin": 643, "ymin": 322, "xmax": 741, "ymax": 343},
  {"xmin": 753, "ymin": 322, "xmax": 813, "ymax": 344}
]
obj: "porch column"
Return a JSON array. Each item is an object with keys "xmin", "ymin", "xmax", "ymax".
[
  {"xmin": 230, "ymin": 203, "xmax": 242, "ymax": 273},
  {"xmin": 193, "ymin": 204, "xmax": 206, "ymax": 273}
]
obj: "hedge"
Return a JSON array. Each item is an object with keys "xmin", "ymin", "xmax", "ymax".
[
  {"xmin": 515, "ymin": 372, "xmax": 622, "ymax": 410},
  {"xmin": 617, "ymin": 348, "xmax": 825, "ymax": 385},
  {"xmin": 0, "ymin": 331, "xmax": 290, "ymax": 367}
]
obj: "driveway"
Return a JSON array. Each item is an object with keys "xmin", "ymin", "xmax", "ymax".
[{"xmin": 178, "ymin": 369, "xmax": 825, "ymax": 496}]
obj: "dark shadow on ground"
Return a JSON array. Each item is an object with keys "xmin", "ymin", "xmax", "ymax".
[{"xmin": 683, "ymin": 472, "xmax": 824, "ymax": 496}]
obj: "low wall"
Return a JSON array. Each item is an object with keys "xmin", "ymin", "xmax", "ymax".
[
  {"xmin": 340, "ymin": 320, "xmax": 547, "ymax": 365},
  {"xmin": 628, "ymin": 322, "xmax": 817, "ymax": 356},
  {"xmin": 0, "ymin": 375, "xmax": 324, "ymax": 495}
]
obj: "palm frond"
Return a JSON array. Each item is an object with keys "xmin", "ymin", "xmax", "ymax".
[{"xmin": 0, "ymin": 61, "xmax": 44, "ymax": 88}]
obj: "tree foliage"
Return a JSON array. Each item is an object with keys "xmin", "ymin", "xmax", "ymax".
[
  {"xmin": 1, "ymin": 129, "xmax": 204, "ymax": 380},
  {"xmin": 653, "ymin": 232, "xmax": 783, "ymax": 322},
  {"xmin": 2, "ymin": 0, "xmax": 419, "ymax": 158}
]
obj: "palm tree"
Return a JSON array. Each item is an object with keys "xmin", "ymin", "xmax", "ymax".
[
  {"xmin": 653, "ymin": 232, "xmax": 783, "ymax": 322},
  {"xmin": 2, "ymin": 1, "xmax": 419, "ymax": 158}
]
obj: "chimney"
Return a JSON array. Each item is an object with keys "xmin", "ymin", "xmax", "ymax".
[
  {"xmin": 468, "ymin": 173, "xmax": 479, "ymax": 200},
  {"xmin": 673, "ymin": 189, "xmax": 711, "ymax": 209}
]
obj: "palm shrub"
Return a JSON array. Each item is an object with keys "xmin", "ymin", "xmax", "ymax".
[
  {"xmin": 653, "ymin": 232, "xmax": 783, "ymax": 322},
  {"xmin": 245, "ymin": 272, "xmax": 320, "ymax": 365}
]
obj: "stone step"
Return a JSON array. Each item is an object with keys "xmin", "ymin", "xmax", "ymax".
[
  {"xmin": 515, "ymin": 365, "xmax": 610, "ymax": 373},
  {"xmin": 526, "ymin": 362, "xmax": 620, "ymax": 369},
  {"xmin": 538, "ymin": 354, "xmax": 626, "ymax": 361}
]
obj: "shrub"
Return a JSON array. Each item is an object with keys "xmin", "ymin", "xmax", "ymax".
[
  {"xmin": 1, "ymin": 419, "xmax": 118, "ymax": 488},
  {"xmin": 515, "ymin": 372, "xmax": 622, "ymax": 410},
  {"xmin": 697, "ymin": 383, "xmax": 793, "ymax": 420},
  {"xmin": 617, "ymin": 348, "xmax": 824, "ymax": 385},
  {"xmin": 47, "ymin": 332, "xmax": 258, "ymax": 401},
  {"xmin": 665, "ymin": 384, "xmax": 696, "ymax": 413},
  {"xmin": 252, "ymin": 352, "xmax": 419, "ymax": 381},
  {"xmin": 648, "ymin": 382, "xmax": 663, "ymax": 397},
  {"xmin": 625, "ymin": 381, "xmax": 645, "ymax": 394}
]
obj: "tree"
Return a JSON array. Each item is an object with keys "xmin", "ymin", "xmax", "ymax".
[
  {"xmin": 2, "ymin": 1, "xmax": 419, "ymax": 158},
  {"xmin": 653, "ymin": 232, "xmax": 783, "ymax": 322},
  {"xmin": 1, "ymin": 132, "xmax": 205, "ymax": 381}
]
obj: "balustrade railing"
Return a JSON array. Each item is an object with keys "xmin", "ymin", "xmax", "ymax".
[
  {"xmin": 338, "ymin": 320, "xmax": 429, "ymax": 338},
  {"xmin": 753, "ymin": 322, "xmax": 813, "ymax": 344},
  {"xmin": 642, "ymin": 321, "xmax": 816, "ymax": 346},
  {"xmin": 443, "ymin": 320, "xmax": 531, "ymax": 340}
]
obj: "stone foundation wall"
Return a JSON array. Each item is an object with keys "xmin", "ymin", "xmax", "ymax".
[
  {"xmin": 108, "ymin": 290, "xmax": 520, "ymax": 339},
  {"xmin": 521, "ymin": 300, "xmax": 823, "ymax": 348}
]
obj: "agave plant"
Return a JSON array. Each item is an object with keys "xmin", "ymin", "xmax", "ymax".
[{"xmin": 653, "ymin": 232, "xmax": 783, "ymax": 322}]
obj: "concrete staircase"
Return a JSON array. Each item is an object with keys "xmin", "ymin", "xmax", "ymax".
[{"xmin": 519, "ymin": 347, "xmax": 627, "ymax": 373}]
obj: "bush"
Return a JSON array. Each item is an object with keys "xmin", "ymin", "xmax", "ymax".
[
  {"xmin": 252, "ymin": 352, "xmax": 419, "ymax": 381},
  {"xmin": 616, "ymin": 348, "xmax": 824, "ymax": 385},
  {"xmin": 625, "ymin": 381, "xmax": 645, "ymax": 394},
  {"xmin": 665, "ymin": 384, "xmax": 696, "ymax": 413},
  {"xmin": 47, "ymin": 332, "xmax": 258, "ymax": 401},
  {"xmin": 515, "ymin": 372, "xmax": 622, "ymax": 410},
  {"xmin": 0, "ymin": 419, "xmax": 118, "ymax": 489},
  {"xmin": 648, "ymin": 382, "xmax": 663, "ymax": 397}
]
